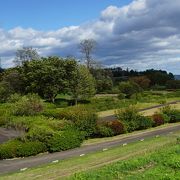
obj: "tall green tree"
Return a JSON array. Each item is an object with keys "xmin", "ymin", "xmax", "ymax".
[
  {"xmin": 20, "ymin": 56, "xmax": 77, "ymax": 102},
  {"xmin": 71, "ymin": 65, "xmax": 96, "ymax": 105}
]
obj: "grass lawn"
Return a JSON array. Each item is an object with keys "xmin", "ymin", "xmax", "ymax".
[
  {"xmin": 1, "ymin": 130, "xmax": 179, "ymax": 180},
  {"xmin": 69, "ymin": 137, "xmax": 180, "ymax": 180}
]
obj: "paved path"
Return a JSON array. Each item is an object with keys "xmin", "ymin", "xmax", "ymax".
[
  {"xmin": 100, "ymin": 100, "xmax": 180, "ymax": 121},
  {"xmin": 0, "ymin": 124, "xmax": 179, "ymax": 175},
  {"xmin": 0, "ymin": 128, "xmax": 21, "ymax": 144}
]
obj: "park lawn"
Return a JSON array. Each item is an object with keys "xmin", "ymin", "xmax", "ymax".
[{"xmin": 0, "ymin": 130, "xmax": 179, "ymax": 180}]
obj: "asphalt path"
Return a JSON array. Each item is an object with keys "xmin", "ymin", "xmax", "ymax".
[{"xmin": 0, "ymin": 124, "xmax": 179, "ymax": 175}]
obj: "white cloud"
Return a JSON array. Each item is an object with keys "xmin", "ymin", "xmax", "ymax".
[{"xmin": 1, "ymin": 0, "xmax": 180, "ymax": 74}]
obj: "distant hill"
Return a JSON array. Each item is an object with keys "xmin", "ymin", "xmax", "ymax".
[{"xmin": 174, "ymin": 75, "xmax": 180, "ymax": 80}]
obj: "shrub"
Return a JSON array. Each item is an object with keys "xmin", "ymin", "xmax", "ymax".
[
  {"xmin": 106, "ymin": 120, "xmax": 125, "ymax": 135},
  {"xmin": 42, "ymin": 108, "xmax": 61, "ymax": 118},
  {"xmin": 16, "ymin": 141, "xmax": 47, "ymax": 157},
  {"xmin": 7, "ymin": 93, "xmax": 22, "ymax": 103},
  {"xmin": 96, "ymin": 120, "xmax": 125, "ymax": 137},
  {"xmin": 117, "ymin": 93, "xmax": 126, "ymax": 100},
  {"xmin": 119, "ymin": 81, "xmax": 142, "ymax": 98},
  {"xmin": 0, "ymin": 140, "xmax": 46, "ymax": 159},
  {"xmin": 12, "ymin": 94, "xmax": 43, "ymax": 116},
  {"xmin": 96, "ymin": 126, "xmax": 114, "ymax": 137},
  {"xmin": 47, "ymin": 130, "xmax": 85, "ymax": 152},
  {"xmin": 115, "ymin": 106, "xmax": 140, "ymax": 132},
  {"xmin": 161, "ymin": 106, "xmax": 180, "ymax": 123},
  {"xmin": 25, "ymin": 125, "xmax": 55, "ymax": 144},
  {"xmin": 152, "ymin": 113, "xmax": 164, "ymax": 126},
  {"xmin": 136, "ymin": 116, "xmax": 154, "ymax": 130},
  {"xmin": 58, "ymin": 106, "xmax": 98, "ymax": 137}
]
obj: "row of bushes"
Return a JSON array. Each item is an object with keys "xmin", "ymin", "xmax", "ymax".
[{"xmin": 0, "ymin": 129, "xmax": 85, "ymax": 159}]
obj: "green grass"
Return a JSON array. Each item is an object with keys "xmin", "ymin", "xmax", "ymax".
[
  {"xmin": 1, "ymin": 131, "xmax": 179, "ymax": 180},
  {"xmin": 69, "ymin": 142, "xmax": 180, "ymax": 180}
]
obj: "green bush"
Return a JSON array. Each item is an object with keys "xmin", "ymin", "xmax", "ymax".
[
  {"xmin": 119, "ymin": 81, "xmax": 142, "ymax": 98},
  {"xmin": 161, "ymin": 106, "xmax": 180, "ymax": 123},
  {"xmin": 25, "ymin": 125, "xmax": 55, "ymax": 143},
  {"xmin": 0, "ymin": 140, "xmax": 46, "ymax": 159},
  {"xmin": 58, "ymin": 106, "xmax": 98, "ymax": 137},
  {"xmin": 116, "ymin": 106, "xmax": 140, "ymax": 132},
  {"xmin": 96, "ymin": 126, "xmax": 114, "ymax": 137},
  {"xmin": 12, "ymin": 94, "xmax": 43, "ymax": 116},
  {"xmin": 42, "ymin": 108, "xmax": 61, "ymax": 118},
  {"xmin": 47, "ymin": 130, "xmax": 85, "ymax": 152},
  {"xmin": 136, "ymin": 116, "xmax": 154, "ymax": 130},
  {"xmin": 7, "ymin": 93, "xmax": 22, "ymax": 103},
  {"xmin": 117, "ymin": 93, "xmax": 126, "ymax": 100}
]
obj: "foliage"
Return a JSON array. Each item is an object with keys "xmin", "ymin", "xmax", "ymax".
[
  {"xmin": 96, "ymin": 126, "xmax": 114, "ymax": 137},
  {"xmin": 0, "ymin": 81, "xmax": 11, "ymax": 102},
  {"xmin": 12, "ymin": 94, "xmax": 43, "ymax": 116},
  {"xmin": 115, "ymin": 106, "xmax": 139, "ymax": 132},
  {"xmin": 119, "ymin": 81, "xmax": 142, "ymax": 98},
  {"xmin": 19, "ymin": 57, "xmax": 77, "ymax": 102},
  {"xmin": 47, "ymin": 130, "xmax": 85, "ymax": 152},
  {"xmin": 166, "ymin": 80, "xmax": 180, "ymax": 89},
  {"xmin": 71, "ymin": 65, "xmax": 96, "ymax": 104},
  {"xmin": 58, "ymin": 106, "xmax": 98, "ymax": 137},
  {"xmin": 117, "ymin": 93, "xmax": 126, "ymax": 100},
  {"xmin": 0, "ymin": 140, "xmax": 46, "ymax": 159},
  {"xmin": 152, "ymin": 113, "xmax": 164, "ymax": 126},
  {"xmin": 130, "ymin": 76, "xmax": 151, "ymax": 89},
  {"xmin": 96, "ymin": 120, "xmax": 124, "ymax": 137},
  {"xmin": 7, "ymin": 93, "xmax": 22, "ymax": 103},
  {"xmin": 135, "ymin": 116, "xmax": 154, "ymax": 130},
  {"xmin": 161, "ymin": 105, "xmax": 180, "ymax": 123}
]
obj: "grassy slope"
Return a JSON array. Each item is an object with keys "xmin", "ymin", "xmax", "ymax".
[
  {"xmin": 69, "ymin": 140, "xmax": 180, "ymax": 180},
  {"xmin": 1, "ymin": 130, "xmax": 179, "ymax": 180}
]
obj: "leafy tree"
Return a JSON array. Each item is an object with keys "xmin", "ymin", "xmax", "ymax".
[
  {"xmin": 19, "ymin": 57, "xmax": 77, "ymax": 102},
  {"xmin": 79, "ymin": 39, "xmax": 96, "ymax": 69},
  {"xmin": 119, "ymin": 81, "xmax": 142, "ymax": 98},
  {"xmin": 14, "ymin": 47, "xmax": 40, "ymax": 66},
  {"xmin": 71, "ymin": 65, "xmax": 96, "ymax": 105},
  {"xmin": 90, "ymin": 68, "xmax": 113, "ymax": 93}
]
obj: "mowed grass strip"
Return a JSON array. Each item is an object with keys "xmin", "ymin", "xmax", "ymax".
[
  {"xmin": 69, "ymin": 136, "xmax": 180, "ymax": 180},
  {"xmin": 1, "ymin": 131, "xmax": 179, "ymax": 180}
]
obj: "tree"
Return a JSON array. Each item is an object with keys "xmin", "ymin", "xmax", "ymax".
[
  {"xmin": 79, "ymin": 39, "xmax": 96, "ymax": 69},
  {"xmin": 19, "ymin": 57, "xmax": 77, "ymax": 103},
  {"xmin": 71, "ymin": 65, "xmax": 96, "ymax": 105},
  {"xmin": 130, "ymin": 76, "xmax": 151, "ymax": 89},
  {"xmin": 119, "ymin": 81, "xmax": 142, "ymax": 98},
  {"xmin": 90, "ymin": 68, "xmax": 113, "ymax": 93},
  {"xmin": 14, "ymin": 47, "xmax": 40, "ymax": 66}
]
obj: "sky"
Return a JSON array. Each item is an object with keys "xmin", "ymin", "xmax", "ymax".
[{"xmin": 0, "ymin": 0, "xmax": 180, "ymax": 74}]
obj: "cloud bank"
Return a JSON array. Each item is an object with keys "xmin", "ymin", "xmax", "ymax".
[{"xmin": 0, "ymin": 0, "xmax": 180, "ymax": 73}]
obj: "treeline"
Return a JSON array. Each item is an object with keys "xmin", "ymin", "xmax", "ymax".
[{"xmin": 0, "ymin": 45, "xmax": 179, "ymax": 103}]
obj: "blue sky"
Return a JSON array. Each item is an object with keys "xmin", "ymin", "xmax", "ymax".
[
  {"xmin": 0, "ymin": 0, "xmax": 180, "ymax": 74},
  {"xmin": 0, "ymin": 0, "xmax": 132, "ymax": 30}
]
